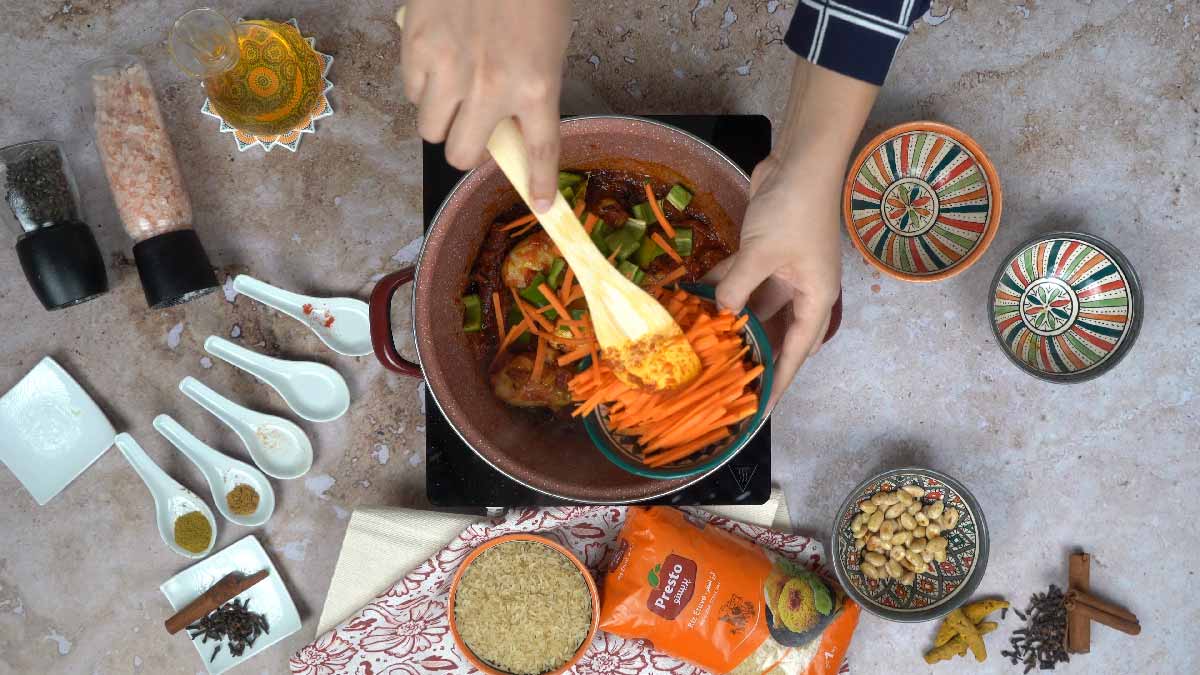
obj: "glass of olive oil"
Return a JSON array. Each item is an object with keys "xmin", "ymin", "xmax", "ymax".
[{"xmin": 169, "ymin": 8, "xmax": 324, "ymax": 137}]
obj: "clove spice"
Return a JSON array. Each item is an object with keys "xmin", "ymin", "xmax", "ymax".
[
  {"xmin": 187, "ymin": 597, "xmax": 270, "ymax": 662},
  {"xmin": 1002, "ymin": 585, "xmax": 1070, "ymax": 673}
]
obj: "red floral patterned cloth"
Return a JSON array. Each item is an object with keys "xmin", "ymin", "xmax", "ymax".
[{"xmin": 290, "ymin": 506, "xmax": 850, "ymax": 675}]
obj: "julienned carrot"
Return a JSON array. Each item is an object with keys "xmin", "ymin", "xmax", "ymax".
[
  {"xmin": 557, "ymin": 346, "xmax": 591, "ymax": 366},
  {"xmin": 645, "ymin": 430, "xmax": 731, "ymax": 467},
  {"xmin": 532, "ymin": 335, "xmax": 546, "ymax": 380},
  {"xmin": 497, "ymin": 317, "xmax": 531, "ymax": 354},
  {"xmin": 650, "ymin": 266, "xmax": 688, "ymax": 289},
  {"xmin": 565, "ymin": 286, "xmax": 585, "ymax": 304},
  {"xmin": 560, "ymin": 267, "xmax": 575, "ymax": 304},
  {"xmin": 582, "ymin": 213, "xmax": 598, "ymax": 234},
  {"xmin": 574, "ymin": 200, "xmax": 586, "ymax": 217},
  {"xmin": 510, "ymin": 288, "xmax": 556, "ymax": 333},
  {"xmin": 492, "ymin": 291, "xmax": 505, "ymax": 343},
  {"xmin": 509, "ymin": 222, "xmax": 537, "ymax": 238},
  {"xmin": 499, "ymin": 213, "xmax": 536, "ymax": 231},
  {"xmin": 644, "ymin": 183, "xmax": 676, "ymax": 237},
  {"xmin": 538, "ymin": 283, "xmax": 571, "ymax": 320},
  {"xmin": 652, "ymin": 232, "xmax": 684, "ymax": 264}
]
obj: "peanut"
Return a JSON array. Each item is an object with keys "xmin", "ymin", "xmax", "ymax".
[
  {"xmin": 866, "ymin": 535, "xmax": 886, "ymax": 553},
  {"xmin": 925, "ymin": 501, "xmax": 945, "ymax": 520},
  {"xmin": 884, "ymin": 502, "xmax": 906, "ymax": 519},
  {"xmin": 867, "ymin": 510, "xmax": 884, "ymax": 532},
  {"xmin": 859, "ymin": 500, "xmax": 878, "ymax": 514},
  {"xmin": 885, "ymin": 559, "xmax": 904, "ymax": 579},
  {"xmin": 902, "ymin": 485, "xmax": 926, "ymax": 498},
  {"xmin": 901, "ymin": 556, "xmax": 922, "ymax": 573},
  {"xmin": 879, "ymin": 490, "xmax": 900, "ymax": 506},
  {"xmin": 879, "ymin": 520, "xmax": 897, "ymax": 541},
  {"xmin": 865, "ymin": 551, "xmax": 887, "ymax": 567},
  {"xmin": 891, "ymin": 530, "xmax": 911, "ymax": 547},
  {"xmin": 907, "ymin": 550, "xmax": 926, "ymax": 570},
  {"xmin": 897, "ymin": 489, "xmax": 914, "ymax": 505},
  {"xmin": 908, "ymin": 537, "xmax": 926, "ymax": 553},
  {"xmin": 928, "ymin": 535, "xmax": 948, "ymax": 553},
  {"xmin": 914, "ymin": 525, "xmax": 926, "ymax": 539},
  {"xmin": 870, "ymin": 492, "xmax": 887, "ymax": 506},
  {"xmin": 901, "ymin": 571, "xmax": 916, "ymax": 585},
  {"xmin": 941, "ymin": 507, "xmax": 960, "ymax": 529},
  {"xmin": 900, "ymin": 513, "xmax": 916, "ymax": 530},
  {"xmin": 890, "ymin": 545, "xmax": 907, "ymax": 561},
  {"xmin": 907, "ymin": 501, "xmax": 922, "ymax": 515},
  {"xmin": 926, "ymin": 523, "xmax": 942, "ymax": 538},
  {"xmin": 854, "ymin": 536, "xmax": 867, "ymax": 550},
  {"xmin": 863, "ymin": 563, "xmax": 882, "ymax": 580},
  {"xmin": 915, "ymin": 512, "xmax": 930, "ymax": 527},
  {"xmin": 934, "ymin": 549, "xmax": 947, "ymax": 563},
  {"xmin": 922, "ymin": 550, "xmax": 934, "ymax": 563}
]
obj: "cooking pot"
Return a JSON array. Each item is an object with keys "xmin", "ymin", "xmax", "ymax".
[{"xmin": 369, "ymin": 115, "xmax": 840, "ymax": 503}]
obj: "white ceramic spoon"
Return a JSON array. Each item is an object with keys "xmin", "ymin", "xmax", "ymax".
[
  {"xmin": 114, "ymin": 432, "xmax": 217, "ymax": 559},
  {"xmin": 179, "ymin": 376, "xmax": 313, "ymax": 479},
  {"xmin": 204, "ymin": 336, "xmax": 350, "ymax": 422},
  {"xmin": 233, "ymin": 275, "xmax": 372, "ymax": 356},
  {"xmin": 152, "ymin": 414, "xmax": 276, "ymax": 528}
]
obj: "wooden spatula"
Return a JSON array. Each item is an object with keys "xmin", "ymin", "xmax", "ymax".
[{"xmin": 395, "ymin": 10, "xmax": 701, "ymax": 391}]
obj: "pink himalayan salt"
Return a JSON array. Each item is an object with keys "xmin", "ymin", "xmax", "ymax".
[{"xmin": 91, "ymin": 61, "xmax": 192, "ymax": 242}]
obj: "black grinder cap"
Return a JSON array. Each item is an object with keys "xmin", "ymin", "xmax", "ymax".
[
  {"xmin": 132, "ymin": 228, "xmax": 219, "ymax": 308},
  {"xmin": 15, "ymin": 220, "xmax": 109, "ymax": 310}
]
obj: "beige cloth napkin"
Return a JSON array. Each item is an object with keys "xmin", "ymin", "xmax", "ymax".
[{"xmin": 316, "ymin": 490, "xmax": 792, "ymax": 636}]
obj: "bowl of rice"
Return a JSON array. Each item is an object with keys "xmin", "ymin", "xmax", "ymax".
[{"xmin": 448, "ymin": 534, "xmax": 600, "ymax": 675}]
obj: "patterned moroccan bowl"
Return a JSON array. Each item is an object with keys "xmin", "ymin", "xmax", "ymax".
[
  {"xmin": 831, "ymin": 467, "xmax": 989, "ymax": 623},
  {"xmin": 843, "ymin": 121, "xmax": 1002, "ymax": 281},
  {"xmin": 989, "ymin": 231, "xmax": 1142, "ymax": 382}
]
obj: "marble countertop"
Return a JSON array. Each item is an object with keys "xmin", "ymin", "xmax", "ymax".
[{"xmin": 0, "ymin": 1, "xmax": 1196, "ymax": 673}]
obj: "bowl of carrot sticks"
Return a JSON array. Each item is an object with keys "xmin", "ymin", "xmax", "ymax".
[{"xmin": 570, "ymin": 284, "xmax": 772, "ymax": 479}]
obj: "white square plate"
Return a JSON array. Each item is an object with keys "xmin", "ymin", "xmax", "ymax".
[
  {"xmin": 160, "ymin": 535, "xmax": 301, "ymax": 674},
  {"xmin": 0, "ymin": 356, "xmax": 116, "ymax": 505}
]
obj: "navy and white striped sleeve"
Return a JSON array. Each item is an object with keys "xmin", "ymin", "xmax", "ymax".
[{"xmin": 785, "ymin": 0, "xmax": 932, "ymax": 85}]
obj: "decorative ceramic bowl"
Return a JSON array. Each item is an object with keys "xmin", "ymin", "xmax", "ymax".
[
  {"xmin": 584, "ymin": 284, "xmax": 773, "ymax": 480},
  {"xmin": 447, "ymin": 534, "xmax": 600, "ymax": 675},
  {"xmin": 831, "ymin": 467, "xmax": 989, "ymax": 622},
  {"xmin": 843, "ymin": 121, "xmax": 1002, "ymax": 282},
  {"xmin": 989, "ymin": 231, "xmax": 1142, "ymax": 382}
]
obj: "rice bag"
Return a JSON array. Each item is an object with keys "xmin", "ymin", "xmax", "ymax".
[{"xmin": 600, "ymin": 506, "xmax": 859, "ymax": 675}]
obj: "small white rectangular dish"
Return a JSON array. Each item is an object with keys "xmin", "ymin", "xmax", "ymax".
[
  {"xmin": 0, "ymin": 356, "xmax": 116, "ymax": 505},
  {"xmin": 160, "ymin": 535, "xmax": 301, "ymax": 674}
]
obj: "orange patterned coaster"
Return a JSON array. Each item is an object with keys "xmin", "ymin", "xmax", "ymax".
[{"xmin": 200, "ymin": 18, "xmax": 334, "ymax": 153}]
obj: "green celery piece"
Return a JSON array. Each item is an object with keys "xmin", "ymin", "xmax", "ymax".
[
  {"xmin": 632, "ymin": 268, "xmax": 645, "ymax": 285},
  {"xmin": 590, "ymin": 222, "xmax": 610, "ymax": 256},
  {"xmin": 547, "ymin": 258, "xmax": 566, "ymax": 289},
  {"xmin": 631, "ymin": 201, "xmax": 654, "ymax": 223},
  {"xmin": 570, "ymin": 309, "xmax": 588, "ymax": 321},
  {"xmin": 519, "ymin": 274, "xmax": 549, "ymax": 306},
  {"xmin": 605, "ymin": 229, "xmax": 641, "ymax": 262},
  {"xmin": 673, "ymin": 228, "xmax": 694, "ymax": 257},
  {"xmin": 462, "ymin": 294, "xmax": 482, "ymax": 332},
  {"xmin": 572, "ymin": 177, "xmax": 589, "ymax": 210},
  {"xmin": 634, "ymin": 237, "xmax": 664, "ymax": 268},
  {"xmin": 666, "ymin": 184, "xmax": 693, "ymax": 211},
  {"xmin": 617, "ymin": 260, "xmax": 640, "ymax": 281},
  {"xmin": 622, "ymin": 218, "xmax": 648, "ymax": 238},
  {"xmin": 559, "ymin": 185, "xmax": 575, "ymax": 204},
  {"xmin": 558, "ymin": 171, "xmax": 584, "ymax": 189}
]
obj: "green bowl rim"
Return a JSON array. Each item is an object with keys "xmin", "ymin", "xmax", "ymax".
[{"xmin": 584, "ymin": 283, "xmax": 774, "ymax": 480}]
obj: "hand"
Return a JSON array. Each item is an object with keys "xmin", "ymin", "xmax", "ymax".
[
  {"xmin": 400, "ymin": 0, "xmax": 571, "ymax": 211},
  {"xmin": 707, "ymin": 154, "xmax": 844, "ymax": 409}
]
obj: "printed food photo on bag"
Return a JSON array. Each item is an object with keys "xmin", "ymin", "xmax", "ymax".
[{"xmin": 600, "ymin": 507, "xmax": 860, "ymax": 675}]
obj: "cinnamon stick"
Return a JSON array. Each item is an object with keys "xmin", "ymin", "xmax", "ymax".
[
  {"xmin": 1067, "ymin": 590, "xmax": 1138, "ymax": 624},
  {"xmin": 1064, "ymin": 594, "xmax": 1140, "ymax": 636},
  {"xmin": 1066, "ymin": 552, "xmax": 1091, "ymax": 653},
  {"xmin": 164, "ymin": 570, "xmax": 269, "ymax": 635}
]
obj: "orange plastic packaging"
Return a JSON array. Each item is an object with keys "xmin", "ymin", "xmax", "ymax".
[{"xmin": 600, "ymin": 507, "xmax": 859, "ymax": 675}]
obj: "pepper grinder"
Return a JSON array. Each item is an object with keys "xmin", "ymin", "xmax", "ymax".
[{"xmin": 0, "ymin": 140, "xmax": 108, "ymax": 310}]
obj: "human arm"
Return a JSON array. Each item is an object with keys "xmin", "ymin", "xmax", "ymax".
[
  {"xmin": 399, "ymin": 0, "xmax": 571, "ymax": 211},
  {"xmin": 709, "ymin": 60, "xmax": 879, "ymax": 409}
]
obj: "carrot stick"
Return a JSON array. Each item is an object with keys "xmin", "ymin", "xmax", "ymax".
[
  {"xmin": 557, "ymin": 346, "xmax": 591, "ymax": 366},
  {"xmin": 565, "ymin": 286, "xmax": 584, "ymax": 304},
  {"xmin": 491, "ymin": 291, "xmax": 505, "ymax": 343},
  {"xmin": 645, "ymin": 430, "xmax": 731, "ymax": 467},
  {"xmin": 652, "ymin": 232, "xmax": 684, "ymax": 264},
  {"xmin": 644, "ymin": 183, "xmax": 676, "ymax": 237},
  {"xmin": 731, "ymin": 314, "xmax": 750, "ymax": 331},
  {"xmin": 582, "ymin": 213, "xmax": 598, "ymax": 234},
  {"xmin": 560, "ymin": 267, "xmax": 575, "ymax": 305},
  {"xmin": 497, "ymin": 317, "xmax": 531, "ymax": 353},
  {"xmin": 510, "ymin": 288, "xmax": 556, "ymax": 333},
  {"xmin": 531, "ymin": 336, "xmax": 547, "ymax": 380},
  {"xmin": 509, "ymin": 222, "xmax": 538, "ymax": 238},
  {"xmin": 498, "ymin": 213, "xmax": 536, "ymax": 231},
  {"xmin": 538, "ymin": 283, "xmax": 571, "ymax": 320},
  {"xmin": 650, "ymin": 266, "xmax": 688, "ymax": 289},
  {"xmin": 573, "ymin": 199, "xmax": 586, "ymax": 218}
]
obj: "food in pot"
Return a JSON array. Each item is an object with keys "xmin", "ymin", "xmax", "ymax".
[
  {"xmin": 462, "ymin": 169, "xmax": 762, "ymax": 466},
  {"xmin": 454, "ymin": 540, "xmax": 592, "ymax": 675},
  {"xmin": 851, "ymin": 484, "xmax": 961, "ymax": 583}
]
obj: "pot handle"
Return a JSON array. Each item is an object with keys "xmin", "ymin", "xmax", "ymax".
[
  {"xmin": 823, "ymin": 290, "xmax": 844, "ymax": 343},
  {"xmin": 369, "ymin": 267, "xmax": 423, "ymax": 378}
]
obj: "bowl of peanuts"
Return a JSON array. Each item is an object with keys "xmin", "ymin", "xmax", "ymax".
[{"xmin": 831, "ymin": 467, "xmax": 989, "ymax": 622}]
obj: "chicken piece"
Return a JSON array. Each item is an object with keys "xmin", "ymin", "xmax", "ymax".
[
  {"xmin": 491, "ymin": 354, "xmax": 571, "ymax": 409},
  {"xmin": 502, "ymin": 231, "xmax": 559, "ymax": 289},
  {"xmin": 594, "ymin": 197, "xmax": 630, "ymax": 228}
]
